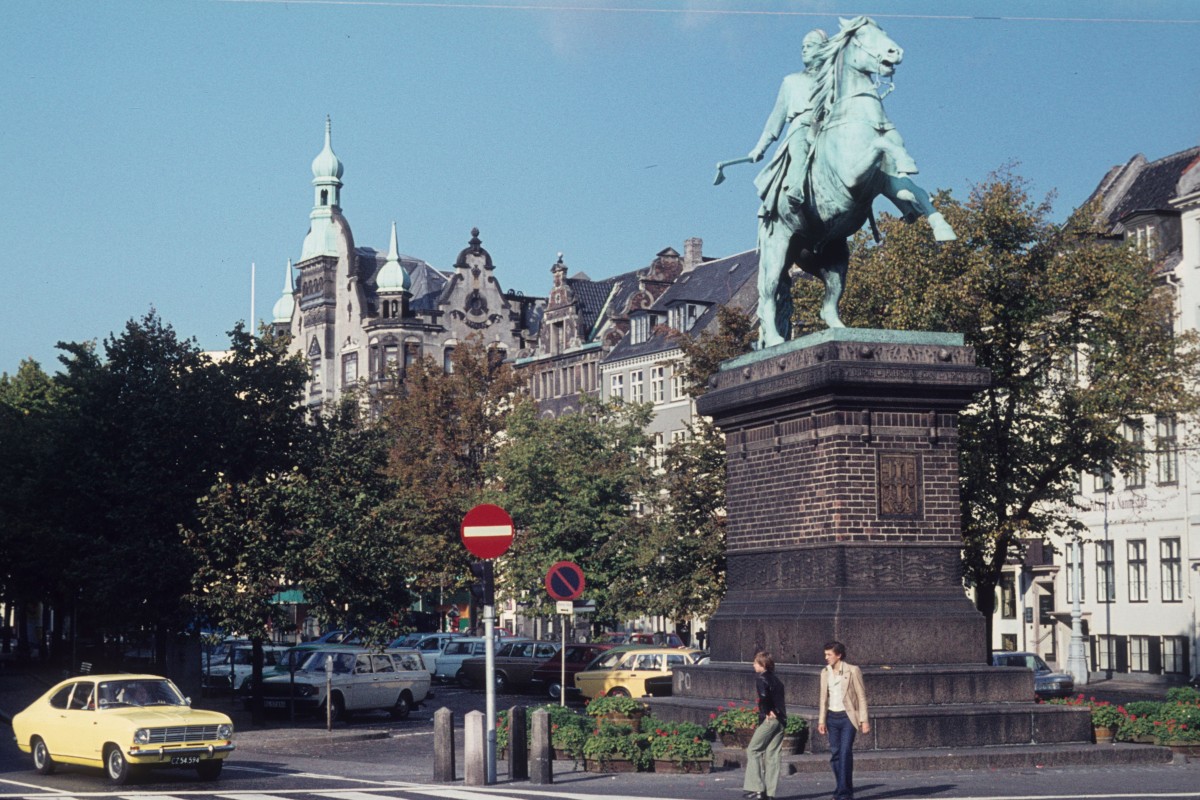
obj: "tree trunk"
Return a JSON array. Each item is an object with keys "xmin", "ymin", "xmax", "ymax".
[{"xmin": 974, "ymin": 579, "xmax": 998, "ymax": 662}]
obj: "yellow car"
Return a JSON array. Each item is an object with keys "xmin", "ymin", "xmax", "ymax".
[
  {"xmin": 11, "ymin": 674, "xmax": 234, "ymax": 784},
  {"xmin": 573, "ymin": 647, "xmax": 705, "ymax": 699}
]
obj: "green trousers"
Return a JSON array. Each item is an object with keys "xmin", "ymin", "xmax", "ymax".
[{"xmin": 743, "ymin": 716, "xmax": 784, "ymax": 798}]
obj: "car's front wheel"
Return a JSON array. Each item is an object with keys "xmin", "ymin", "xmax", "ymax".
[
  {"xmin": 105, "ymin": 745, "xmax": 133, "ymax": 785},
  {"xmin": 31, "ymin": 737, "xmax": 55, "ymax": 775},
  {"xmin": 196, "ymin": 760, "xmax": 223, "ymax": 781}
]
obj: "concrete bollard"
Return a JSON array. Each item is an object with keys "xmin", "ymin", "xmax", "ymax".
[
  {"xmin": 509, "ymin": 705, "xmax": 529, "ymax": 781},
  {"xmin": 529, "ymin": 708, "xmax": 553, "ymax": 784},
  {"xmin": 464, "ymin": 710, "xmax": 486, "ymax": 786},
  {"xmin": 433, "ymin": 707, "xmax": 455, "ymax": 782}
]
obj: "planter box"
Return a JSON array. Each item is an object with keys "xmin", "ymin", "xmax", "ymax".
[
  {"xmin": 783, "ymin": 732, "xmax": 807, "ymax": 754},
  {"xmin": 719, "ymin": 728, "xmax": 755, "ymax": 748},
  {"xmin": 654, "ymin": 758, "xmax": 712, "ymax": 774},
  {"xmin": 596, "ymin": 711, "xmax": 645, "ymax": 732},
  {"xmin": 585, "ymin": 757, "xmax": 638, "ymax": 773}
]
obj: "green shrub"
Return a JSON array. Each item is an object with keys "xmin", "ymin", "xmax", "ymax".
[
  {"xmin": 583, "ymin": 720, "xmax": 651, "ymax": 770},
  {"xmin": 585, "ymin": 695, "xmax": 648, "ymax": 716},
  {"xmin": 647, "ymin": 723, "xmax": 713, "ymax": 763},
  {"xmin": 1166, "ymin": 686, "xmax": 1200, "ymax": 704},
  {"xmin": 709, "ymin": 703, "xmax": 759, "ymax": 734},
  {"xmin": 1154, "ymin": 700, "xmax": 1200, "ymax": 745},
  {"xmin": 784, "ymin": 715, "xmax": 808, "ymax": 735}
]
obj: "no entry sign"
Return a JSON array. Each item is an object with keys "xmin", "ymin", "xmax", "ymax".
[
  {"xmin": 545, "ymin": 560, "xmax": 586, "ymax": 601},
  {"xmin": 460, "ymin": 504, "xmax": 515, "ymax": 559}
]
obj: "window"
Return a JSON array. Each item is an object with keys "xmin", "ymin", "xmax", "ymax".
[
  {"xmin": 341, "ymin": 352, "xmax": 358, "ymax": 385},
  {"xmin": 1093, "ymin": 470, "xmax": 1111, "ymax": 493},
  {"xmin": 671, "ymin": 370, "xmax": 684, "ymax": 402},
  {"xmin": 383, "ymin": 344, "xmax": 399, "ymax": 377},
  {"xmin": 652, "ymin": 432, "xmax": 665, "ymax": 470},
  {"xmin": 1127, "ymin": 540, "xmax": 1147, "ymax": 602},
  {"xmin": 1155, "ymin": 415, "xmax": 1177, "ymax": 484},
  {"xmin": 1096, "ymin": 540, "xmax": 1115, "ymax": 602},
  {"xmin": 1000, "ymin": 573, "xmax": 1016, "ymax": 619},
  {"xmin": 443, "ymin": 347, "xmax": 455, "ymax": 374},
  {"xmin": 1066, "ymin": 541, "xmax": 1085, "ymax": 603},
  {"xmin": 1129, "ymin": 636, "xmax": 1150, "ymax": 673},
  {"xmin": 1163, "ymin": 637, "xmax": 1188, "ymax": 675},
  {"xmin": 651, "ymin": 366, "xmax": 665, "ymax": 404},
  {"xmin": 403, "ymin": 342, "xmax": 421, "ymax": 370},
  {"xmin": 1000, "ymin": 633, "xmax": 1017, "ymax": 652},
  {"xmin": 1161, "ymin": 538, "xmax": 1182, "ymax": 602},
  {"xmin": 1123, "ymin": 421, "xmax": 1145, "ymax": 488},
  {"xmin": 610, "ymin": 373, "xmax": 624, "ymax": 400},
  {"xmin": 631, "ymin": 314, "xmax": 650, "ymax": 344},
  {"xmin": 1096, "ymin": 635, "xmax": 1117, "ymax": 673},
  {"xmin": 630, "ymin": 370, "xmax": 644, "ymax": 403}
]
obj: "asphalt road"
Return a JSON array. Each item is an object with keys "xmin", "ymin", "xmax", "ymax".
[{"xmin": 5, "ymin": 682, "xmax": 1200, "ymax": 800}]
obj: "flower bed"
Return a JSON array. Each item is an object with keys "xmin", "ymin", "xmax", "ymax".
[{"xmin": 1047, "ymin": 689, "xmax": 1200, "ymax": 747}]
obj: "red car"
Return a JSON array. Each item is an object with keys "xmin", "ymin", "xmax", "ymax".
[{"xmin": 531, "ymin": 643, "xmax": 614, "ymax": 699}]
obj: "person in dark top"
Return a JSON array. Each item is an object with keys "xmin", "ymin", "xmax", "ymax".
[{"xmin": 743, "ymin": 650, "xmax": 787, "ymax": 800}]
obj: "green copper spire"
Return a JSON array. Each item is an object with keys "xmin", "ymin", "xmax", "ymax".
[
  {"xmin": 272, "ymin": 260, "xmax": 295, "ymax": 324},
  {"xmin": 376, "ymin": 222, "xmax": 411, "ymax": 294},
  {"xmin": 301, "ymin": 117, "xmax": 345, "ymax": 261}
]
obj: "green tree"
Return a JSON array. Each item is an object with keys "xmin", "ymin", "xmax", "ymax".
[
  {"xmin": 797, "ymin": 171, "xmax": 1200, "ymax": 648},
  {"xmin": 377, "ymin": 338, "xmax": 523, "ymax": 601},
  {"xmin": 672, "ymin": 305, "xmax": 757, "ymax": 397},
  {"xmin": 0, "ymin": 360, "xmax": 62, "ymax": 657},
  {"xmin": 487, "ymin": 397, "xmax": 653, "ymax": 624}
]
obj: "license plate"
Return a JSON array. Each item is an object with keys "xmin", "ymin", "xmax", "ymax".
[
  {"xmin": 264, "ymin": 699, "xmax": 287, "ymax": 708},
  {"xmin": 171, "ymin": 756, "xmax": 200, "ymax": 765}
]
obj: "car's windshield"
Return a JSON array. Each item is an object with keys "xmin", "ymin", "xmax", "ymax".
[{"xmin": 98, "ymin": 679, "xmax": 186, "ymax": 709}]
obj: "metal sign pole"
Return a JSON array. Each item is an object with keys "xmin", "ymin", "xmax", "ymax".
[
  {"xmin": 560, "ymin": 612, "xmax": 568, "ymax": 707},
  {"xmin": 484, "ymin": 604, "xmax": 496, "ymax": 784}
]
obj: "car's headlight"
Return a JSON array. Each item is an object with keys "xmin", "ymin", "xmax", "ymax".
[
  {"xmin": 218, "ymin": 724, "xmax": 233, "ymax": 739},
  {"xmin": 134, "ymin": 729, "xmax": 151, "ymax": 744}
]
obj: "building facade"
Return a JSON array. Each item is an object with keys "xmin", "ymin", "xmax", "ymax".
[
  {"xmin": 271, "ymin": 120, "xmax": 544, "ymax": 408},
  {"xmin": 992, "ymin": 146, "xmax": 1200, "ymax": 684}
]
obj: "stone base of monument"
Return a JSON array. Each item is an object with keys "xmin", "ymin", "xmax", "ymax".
[
  {"xmin": 651, "ymin": 663, "xmax": 1092, "ymax": 752},
  {"xmin": 668, "ymin": 329, "xmax": 1094, "ymax": 759}
]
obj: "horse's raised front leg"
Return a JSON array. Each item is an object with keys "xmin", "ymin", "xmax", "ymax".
[
  {"xmin": 881, "ymin": 174, "xmax": 957, "ymax": 241},
  {"xmin": 757, "ymin": 224, "xmax": 791, "ymax": 347}
]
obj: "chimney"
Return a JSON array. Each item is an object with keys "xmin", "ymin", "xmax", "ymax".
[{"xmin": 683, "ymin": 237, "xmax": 703, "ymax": 271}]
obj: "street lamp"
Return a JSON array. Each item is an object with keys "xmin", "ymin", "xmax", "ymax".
[
  {"xmin": 1103, "ymin": 469, "xmax": 1113, "ymax": 680},
  {"xmin": 1066, "ymin": 535, "xmax": 1089, "ymax": 686}
]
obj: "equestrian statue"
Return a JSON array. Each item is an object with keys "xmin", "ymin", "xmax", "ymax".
[{"xmin": 715, "ymin": 16, "xmax": 956, "ymax": 347}]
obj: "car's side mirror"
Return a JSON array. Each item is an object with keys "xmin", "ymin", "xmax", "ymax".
[{"xmin": 184, "ymin": 697, "xmax": 192, "ymax": 706}]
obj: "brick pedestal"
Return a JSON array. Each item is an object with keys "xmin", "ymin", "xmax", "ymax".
[
  {"xmin": 695, "ymin": 329, "xmax": 989, "ymax": 667},
  {"xmin": 653, "ymin": 330, "xmax": 1090, "ymax": 750}
]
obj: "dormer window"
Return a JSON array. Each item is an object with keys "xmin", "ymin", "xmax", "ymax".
[
  {"xmin": 320, "ymin": 189, "xmax": 329, "ymax": 206},
  {"xmin": 668, "ymin": 303, "xmax": 703, "ymax": 331},
  {"xmin": 632, "ymin": 314, "xmax": 651, "ymax": 344}
]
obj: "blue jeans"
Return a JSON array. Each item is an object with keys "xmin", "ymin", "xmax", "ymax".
[{"xmin": 826, "ymin": 710, "xmax": 856, "ymax": 800}]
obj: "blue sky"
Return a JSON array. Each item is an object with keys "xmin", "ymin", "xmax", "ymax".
[{"xmin": 3, "ymin": 0, "xmax": 1198, "ymax": 374}]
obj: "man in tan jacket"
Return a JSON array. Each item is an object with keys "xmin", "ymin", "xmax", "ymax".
[{"xmin": 817, "ymin": 641, "xmax": 869, "ymax": 800}]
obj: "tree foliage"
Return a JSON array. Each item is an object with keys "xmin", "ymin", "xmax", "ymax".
[
  {"xmin": 487, "ymin": 397, "xmax": 653, "ymax": 623},
  {"xmin": 377, "ymin": 339, "xmax": 523, "ymax": 597},
  {"xmin": 794, "ymin": 171, "xmax": 1200, "ymax": 644}
]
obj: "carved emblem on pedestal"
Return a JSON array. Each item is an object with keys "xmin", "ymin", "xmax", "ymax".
[{"xmin": 878, "ymin": 452, "xmax": 922, "ymax": 519}]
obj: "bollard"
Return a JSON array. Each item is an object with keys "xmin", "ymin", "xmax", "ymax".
[
  {"xmin": 529, "ymin": 708, "xmax": 553, "ymax": 784},
  {"xmin": 509, "ymin": 705, "xmax": 528, "ymax": 781},
  {"xmin": 464, "ymin": 710, "xmax": 486, "ymax": 786},
  {"xmin": 433, "ymin": 707, "xmax": 455, "ymax": 782}
]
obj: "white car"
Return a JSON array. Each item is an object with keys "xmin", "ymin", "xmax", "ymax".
[
  {"xmin": 406, "ymin": 633, "xmax": 457, "ymax": 676},
  {"xmin": 202, "ymin": 644, "xmax": 288, "ymax": 693},
  {"xmin": 257, "ymin": 646, "xmax": 429, "ymax": 722}
]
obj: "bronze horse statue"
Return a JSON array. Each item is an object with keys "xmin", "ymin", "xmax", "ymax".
[{"xmin": 728, "ymin": 16, "xmax": 956, "ymax": 347}]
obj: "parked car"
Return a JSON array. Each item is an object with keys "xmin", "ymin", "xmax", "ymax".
[
  {"xmin": 574, "ymin": 647, "xmax": 705, "ymax": 699},
  {"xmin": 11, "ymin": 674, "xmax": 234, "ymax": 784},
  {"xmin": 460, "ymin": 640, "xmax": 561, "ymax": 691},
  {"xmin": 433, "ymin": 637, "xmax": 504, "ymax": 684},
  {"xmin": 256, "ymin": 646, "xmax": 430, "ymax": 722},
  {"xmin": 202, "ymin": 643, "xmax": 288, "ymax": 693},
  {"xmin": 387, "ymin": 632, "xmax": 457, "ymax": 677},
  {"xmin": 597, "ymin": 631, "xmax": 686, "ymax": 648},
  {"xmin": 990, "ymin": 651, "xmax": 1075, "ymax": 699},
  {"xmin": 531, "ymin": 643, "xmax": 614, "ymax": 699}
]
